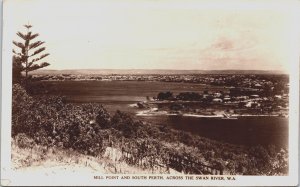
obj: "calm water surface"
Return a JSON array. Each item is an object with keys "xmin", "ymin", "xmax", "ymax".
[{"xmin": 139, "ymin": 115, "xmax": 288, "ymax": 148}]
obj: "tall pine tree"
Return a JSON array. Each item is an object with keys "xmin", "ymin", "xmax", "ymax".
[{"xmin": 12, "ymin": 24, "xmax": 50, "ymax": 80}]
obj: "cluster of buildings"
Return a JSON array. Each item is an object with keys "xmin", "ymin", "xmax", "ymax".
[
  {"xmin": 32, "ymin": 74, "xmax": 288, "ymax": 88},
  {"xmin": 207, "ymin": 90, "xmax": 288, "ymax": 115},
  {"xmin": 154, "ymin": 87, "xmax": 289, "ymax": 116}
]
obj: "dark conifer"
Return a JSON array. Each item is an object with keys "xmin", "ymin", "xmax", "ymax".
[{"xmin": 12, "ymin": 24, "xmax": 50, "ymax": 80}]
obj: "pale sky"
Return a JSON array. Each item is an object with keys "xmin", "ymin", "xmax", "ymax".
[{"xmin": 3, "ymin": 0, "xmax": 300, "ymax": 72}]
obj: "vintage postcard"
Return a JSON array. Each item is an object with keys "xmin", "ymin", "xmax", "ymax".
[{"xmin": 1, "ymin": 0, "xmax": 299, "ymax": 186}]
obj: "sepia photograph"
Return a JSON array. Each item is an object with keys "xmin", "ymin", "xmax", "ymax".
[{"xmin": 1, "ymin": 0, "xmax": 299, "ymax": 186}]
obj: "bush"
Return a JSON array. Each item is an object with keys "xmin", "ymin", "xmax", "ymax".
[
  {"xmin": 96, "ymin": 107, "xmax": 111, "ymax": 129},
  {"xmin": 14, "ymin": 133, "xmax": 35, "ymax": 149},
  {"xmin": 12, "ymin": 84, "xmax": 111, "ymax": 155},
  {"xmin": 111, "ymin": 110, "xmax": 138, "ymax": 138}
]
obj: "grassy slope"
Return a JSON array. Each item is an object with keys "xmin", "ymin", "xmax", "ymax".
[{"xmin": 12, "ymin": 138, "xmax": 178, "ymax": 175}]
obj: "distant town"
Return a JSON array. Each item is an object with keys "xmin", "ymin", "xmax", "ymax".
[{"xmin": 31, "ymin": 73, "xmax": 289, "ymax": 118}]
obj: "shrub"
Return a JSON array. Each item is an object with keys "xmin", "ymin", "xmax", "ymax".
[
  {"xmin": 96, "ymin": 107, "xmax": 111, "ymax": 129},
  {"xmin": 111, "ymin": 110, "xmax": 138, "ymax": 138},
  {"xmin": 14, "ymin": 133, "xmax": 35, "ymax": 149}
]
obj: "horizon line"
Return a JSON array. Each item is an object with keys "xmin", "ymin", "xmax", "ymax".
[{"xmin": 36, "ymin": 68, "xmax": 286, "ymax": 72}]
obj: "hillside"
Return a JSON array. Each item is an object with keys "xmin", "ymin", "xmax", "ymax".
[{"xmin": 11, "ymin": 83, "xmax": 288, "ymax": 175}]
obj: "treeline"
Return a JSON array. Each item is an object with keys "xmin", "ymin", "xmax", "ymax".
[
  {"xmin": 12, "ymin": 84, "xmax": 288, "ymax": 175},
  {"xmin": 157, "ymin": 91, "xmax": 205, "ymax": 101}
]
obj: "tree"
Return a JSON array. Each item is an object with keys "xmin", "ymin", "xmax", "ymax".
[
  {"xmin": 157, "ymin": 91, "xmax": 174, "ymax": 100},
  {"xmin": 12, "ymin": 56, "xmax": 23, "ymax": 83},
  {"xmin": 12, "ymin": 24, "xmax": 50, "ymax": 79},
  {"xmin": 176, "ymin": 92, "xmax": 202, "ymax": 101}
]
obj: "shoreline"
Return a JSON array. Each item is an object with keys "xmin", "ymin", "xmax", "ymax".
[{"xmin": 136, "ymin": 110, "xmax": 287, "ymax": 118}]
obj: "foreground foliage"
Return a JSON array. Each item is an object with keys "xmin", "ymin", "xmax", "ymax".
[{"xmin": 12, "ymin": 84, "xmax": 288, "ymax": 175}]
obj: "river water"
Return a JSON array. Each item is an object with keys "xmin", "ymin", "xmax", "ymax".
[{"xmin": 38, "ymin": 80, "xmax": 288, "ymax": 148}]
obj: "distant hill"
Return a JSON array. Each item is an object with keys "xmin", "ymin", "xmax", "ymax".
[{"xmin": 31, "ymin": 69, "xmax": 286, "ymax": 75}]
